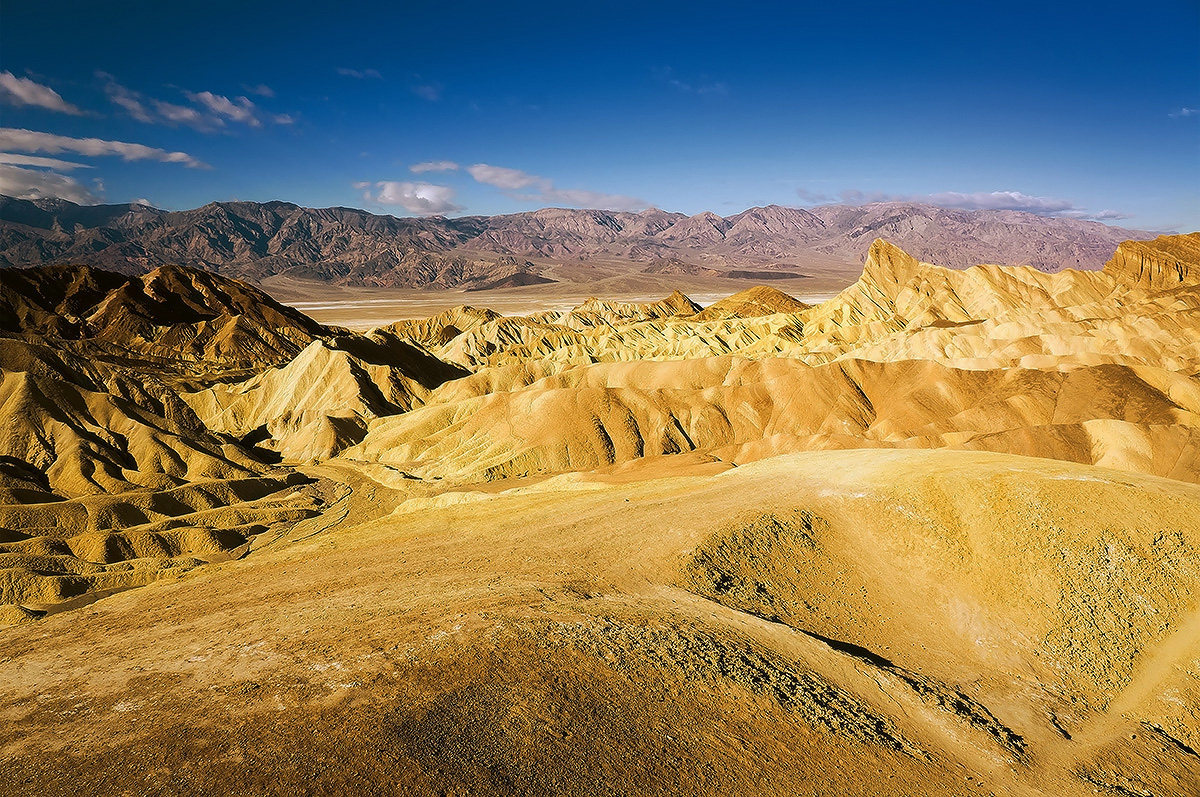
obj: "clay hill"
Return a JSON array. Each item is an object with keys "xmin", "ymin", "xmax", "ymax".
[
  {"xmin": 0, "ymin": 195, "xmax": 1151, "ymax": 289},
  {"xmin": 1, "ymin": 233, "xmax": 1199, "ymax": 797}
]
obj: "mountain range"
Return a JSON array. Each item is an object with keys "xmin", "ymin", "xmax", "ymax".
[{"xmin": 0, "ymin": 195, "xmax": 1153, "ymax": 289}]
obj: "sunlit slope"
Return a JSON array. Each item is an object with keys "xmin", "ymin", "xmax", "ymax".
[
  {"xmin": 345, "ymin": 356, "xmax": 1200, "ymax": 482},
  {"xmin": 377, "ymin": 235, "xmax": 1200, "ymax": 375},
  {"xmin": 183, "ymin": 336, "xmax": 467, "ymax": 461},
  {"xmin": 0, "ymin": 265, "xmax": 341, "ymax": 621},
  {"xmin": 3, "ymin": 450, "xmax": 1196, "ymax": 796},
  {"xmin": 347, "ymin": 234, "xmax": 1200, "ymax": 484}
]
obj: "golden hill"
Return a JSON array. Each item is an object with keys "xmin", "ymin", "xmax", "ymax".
[{"xmin": 1, "ymin": 234, "xmax": 1199, "ymax": 796}]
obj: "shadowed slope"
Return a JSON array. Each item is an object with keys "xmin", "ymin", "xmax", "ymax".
[{"xmin": 0, "ymin": 262, "xmax": 331, "ymax": 378}]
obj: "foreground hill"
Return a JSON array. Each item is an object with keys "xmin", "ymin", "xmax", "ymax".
[
  {"xmin": 1, "ymin": 234, "xmax": 1198, "ymax": 796},
  {"xmin": 0, "ymin": 195, "xmax": 1152, "ymax": 287}
]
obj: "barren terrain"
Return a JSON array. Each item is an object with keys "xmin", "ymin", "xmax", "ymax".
[{"xmin": 1, "ymin": 233, "xmax": 1198, "ymax": 796}]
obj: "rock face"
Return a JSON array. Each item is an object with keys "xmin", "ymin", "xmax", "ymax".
[
  {"xmin": 1102, "ymin": 233, "xmax": 1200, "ymax": 289},
  {"xmin": 0, "ymin": 194, "xmax": 1158, "ymax": 286}
]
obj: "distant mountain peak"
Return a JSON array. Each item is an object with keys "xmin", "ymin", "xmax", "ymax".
[{"xmin": 0, "ymin": 194, "xmax": 1161, "ymax": 286}]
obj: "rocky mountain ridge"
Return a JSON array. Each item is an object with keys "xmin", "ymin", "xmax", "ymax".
[{"xmin": 0, "ymin": 195, "xmax": 1155, "ymax": 288}]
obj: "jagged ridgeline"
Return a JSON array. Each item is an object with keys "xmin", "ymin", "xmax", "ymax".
[
  {"xmin": 0, "ymin": 195, "xmax": 1155, "ymax": 285},
  {"xmin": 2, "ymin": 233, "xmax": 1200, "ymax": 797}
]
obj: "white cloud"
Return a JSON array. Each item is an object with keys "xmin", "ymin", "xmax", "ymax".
[
  {"xmin": 246, "ymin": 84, "xmax": 274, "ymax": 97},
  {"xmin": 467, "ymin": 163, "xmax": 648, "ymax": 211},
  {"xmin": 0, "ymin": 71, "xmax": 84, "ymax": 115},
  {"xmin": 351, "ymin": 181, "xmax": 371, "ymax": 189},
  {"xmin": 811, "ymin": 188, "xmax": 1128, "ymax": 222},
  {"xmin": 131, "ymin": 197, "xmax": 154, "ymax": 206},
  {"xmin": 337, "ymin": 67, "xmax": 382, "ymax": 79},
  {"xmin": 365, "ymin": 181, "xmax": 462, "ymax": 214},
  {"xmin": 1169, "ymin": 107, "xmax": 1198, "ymax": 118},
  {"xmin": 0, "ymin": 163, "xmax": 100, "ymax": 204},
  {"xmin": 186, "ymin": 91, "xmax": 260, "ymax": 126},
  {"xmin": 154, "ymin": 99, "xmax": 209, "ymax": 127},
  {"xmin": 0, "ymin": 128, "xmax": 208, "ymax": 168},
  {"xmin": 410, "ymin": 160, "xmax": 460, "ymax": 173},
  {"xmin": 0, "ymin": 153, "xmax": 92, "ymax": 170},
  {"xmin": 924, "ymin": 190, "xmax": 1079, "ymax": 214},
  {"xmin": 101, "ymin": 74, "xmax": 290, "ymax": 129},
  {"xmin": 468, "ymin": 163, "xmax": 545, "ymax": 190}
]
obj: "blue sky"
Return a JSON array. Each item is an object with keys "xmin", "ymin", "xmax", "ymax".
[{"xmin": 1, "ymin": 0, "xmax": 1197, "ymax": 230}]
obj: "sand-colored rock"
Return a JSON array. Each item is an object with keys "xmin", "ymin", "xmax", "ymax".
[
  {"xmin": 182, "ymin": 336, "xmax": 466, "ymax": 460},
  {"xmin": 1, "ymin": 234, "xmax": 1199, "ymax": 795},
  {"xmin": 2, "ymin": 450, "xmax": 1198, "ymax": 796},
  {"xmin": 691, "ymin": 284, "xmax": 811, "ymax": 320}
]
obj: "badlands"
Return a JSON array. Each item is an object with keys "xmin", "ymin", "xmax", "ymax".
[{"xmin": 1, "ymin": 234, "xmax": 1199, "ymax": 796}]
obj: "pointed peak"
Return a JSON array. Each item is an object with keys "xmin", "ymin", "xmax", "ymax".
[{"xmin": 861, "ymin": 239, "xmax": 927, "ymax": 286}]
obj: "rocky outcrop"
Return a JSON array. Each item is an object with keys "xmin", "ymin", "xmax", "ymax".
[{"xmin": 1103, "ymin": 233, "xmax": 1200, "ymax": 290}]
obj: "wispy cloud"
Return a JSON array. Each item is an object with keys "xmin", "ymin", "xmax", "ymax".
[
  {"xmin": 360, "ymin": 180, "xmax": 462, "ymax": 215},
  {"xmin": 467, "ymin": 163, "xmax": 648, "ymax": 211},
  {"xmin": 0, "ymin": 128, "xmax": 208, "ymax": 168},
  {"xmin": 1169, "ymin": 107, "xmax": 1198, "ymax": 118},
  {"xmin": 100, "ymin": 74, "xmax": 290, "ymax": 130},
  {"xmin": 100, "ymin": 74, "xmax": 154, "ymax": 122},
  {"xmin": 797, "ymin": 187, "xmax": 1129, "ymax": 221},
  {"xmin": 0, "ymin": 71, "xmax": 84, "ymax": 115},
  {"xmin": 410, "ymin": 160, "xmax": 459, "ymax": 173},
  {"xmin": 0, "ymin": 163, "xmax": 100, "ymax": 204},
  {"xmin": 245, "ymin": 83, "xmax": 275, "ymax": 97},
  {"xmin": 795, "ymin": 187, "xmax": 833, "ymax": 203},
  {"xmin": 0, "ymin": 153, "xmax": 92, "ymax": 170},
  {"xmin": 337, "ymin": 67, "xmax": 382, "ymax": 79},
  {"xmin": 652, "ymin": 66, "xmax": 727, "ymax": 96},
  {"xmin": 185, "ymin": 91, "xmax": 261, "ymax": 127},
  {"xmin": 153, "ymin": 99, "xmax": 208, "ymax": 127}
]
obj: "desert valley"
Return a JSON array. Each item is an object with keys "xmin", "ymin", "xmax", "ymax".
[{"xmin": 0, "ymin": 193, "xmax": 1198, "ymax": 795}]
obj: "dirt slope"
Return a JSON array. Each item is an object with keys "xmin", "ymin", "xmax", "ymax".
[
  {"xmin": 1, "ymin": 235, "xmax": 1199, "ymax": 795},
  {"xmin": 2, "ymin": 451, "xmax": 1197, "ymax": 796}
]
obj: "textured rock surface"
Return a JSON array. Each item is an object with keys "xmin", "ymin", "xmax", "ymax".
[{"xmin": 2, "ymin": 234, "xmax": 1199, "ymax": 796}]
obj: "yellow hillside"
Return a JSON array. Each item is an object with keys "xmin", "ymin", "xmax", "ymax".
[{"xmin": 1, "ymin": 234, "xmax": 1199, "ymax": 796}]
